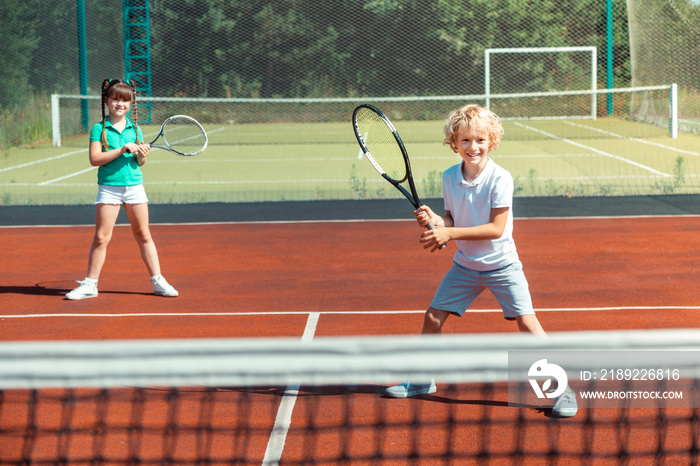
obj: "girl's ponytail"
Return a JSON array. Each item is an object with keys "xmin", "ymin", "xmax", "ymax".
[
  {"xmin": 128, "ymin": 80, "xmax": 142, "ymax": 145},
  {"xmin": 100, "ymin": 79, "xmax": 112, "ymax": 150}
]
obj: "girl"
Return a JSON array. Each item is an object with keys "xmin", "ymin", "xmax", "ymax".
[{"xmin": 66, "ymin": 79, "xmax": 178, "ymax": 300}]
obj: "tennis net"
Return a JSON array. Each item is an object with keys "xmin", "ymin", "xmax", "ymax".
[
  {"xmin": 1, "ymin": 329, "xmax": 698, "ymax": 464},
  {"xmin": 51, "ymin": 85, "xmax": 678, "ymax": 148}
]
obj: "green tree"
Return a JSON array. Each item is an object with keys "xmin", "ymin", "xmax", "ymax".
[{"xmin": 0, "ymin": 1, "xmax": 39, "ymax": 108}]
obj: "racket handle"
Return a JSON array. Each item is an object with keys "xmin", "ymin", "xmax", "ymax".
[{"xmin": 426, "ymin": 219, "xmax": 447, "ymax": 250}]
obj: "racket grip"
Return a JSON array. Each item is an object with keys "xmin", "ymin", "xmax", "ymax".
[{"xmin": 427, "ymin": 219, "xmax": 447, "ymax": 250}]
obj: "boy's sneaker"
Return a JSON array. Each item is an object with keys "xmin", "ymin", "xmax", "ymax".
[
  {"xmin": 65, "ymin": 279, "xmax": 98, "ymax": 300},
  {"xmin": 153, "ymin": 276, "xmax": 178, "ymax": 297},
  {"xmin": 384, "ymin": 380, "xmax": 436, "ymax": 398},
  {"xmin": 552, "ymin": 389, "xmax": 578, "ymax": 418}
]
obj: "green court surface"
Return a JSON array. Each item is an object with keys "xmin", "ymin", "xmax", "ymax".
[{"xmin": 2, "ymin": 118, "xmax": 699, "ymax": 206}]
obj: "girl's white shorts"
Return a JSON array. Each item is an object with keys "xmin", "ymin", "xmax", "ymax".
[{"xmin": 95, "ymin": 184, "xmax": 149, "ymax": 205}]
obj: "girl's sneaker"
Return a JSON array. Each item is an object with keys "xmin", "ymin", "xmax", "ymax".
[
  {"xmin": 65, "ymin": 279, "xmax": 98, "ymax": 300},
  {"xmin": 153, "ymin": 276, "xmax": 178, "ymax": 297}
]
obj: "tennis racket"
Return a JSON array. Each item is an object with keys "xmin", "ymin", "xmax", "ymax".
[
  {"xmin": 145, "ymin": 115, "xmax": 208, "ymax": 156},
  {"xmin": 352, "ymin": 104, "xmax": 445, "ymax": 249}
]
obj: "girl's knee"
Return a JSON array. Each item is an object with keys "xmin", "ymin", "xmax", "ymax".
[
  {"xmin": 92, "ymin": 231, "xmax": 112, "ymax": 248},
  {"xmin": 132, "ymin": 228, "xmax": 152, "ymax": 244}
]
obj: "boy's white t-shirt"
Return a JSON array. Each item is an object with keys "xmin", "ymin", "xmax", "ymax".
[{"xmin": 442, "ymin": 158, "xmax": 519, "ymax": 271}]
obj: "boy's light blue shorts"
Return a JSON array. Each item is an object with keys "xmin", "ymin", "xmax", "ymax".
[{"xmin": 430, "ymin": 261, "xmax": 535, "ymax": 320}]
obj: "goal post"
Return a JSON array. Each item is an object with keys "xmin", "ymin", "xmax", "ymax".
[{"xmin": 484, "ymin": 46, "xmax": 598, "ymax": 119}]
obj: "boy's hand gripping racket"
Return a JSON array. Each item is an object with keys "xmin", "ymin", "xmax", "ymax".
[
  {"xmin": 146, "ymin": 115, "xmax": 208, "ymax": 156},
  {"xmin": 352, "ymin": 104, "xmax": 445, "ymax": 249}
]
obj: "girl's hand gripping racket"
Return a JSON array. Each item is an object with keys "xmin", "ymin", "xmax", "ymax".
[
  {"xmin": 147, "ymin": 115, "xmax": 208, "ymax": 156},
  {"xmin": 352, "ymin": 104, "xmax": 445, "ymax": 249}
]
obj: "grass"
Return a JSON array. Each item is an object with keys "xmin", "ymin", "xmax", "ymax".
[
  {"xmin": 1, "ymin": 117, "xmax": 700, "ymax": 206},
  {"xmin": 0, "ymin": 94, "xmax": 52, "ymax": 151}
]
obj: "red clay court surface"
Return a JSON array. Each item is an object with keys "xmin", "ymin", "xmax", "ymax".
[
  {"xmin": 2, "ymin": 216, "xmax": 699, "ymax": 338},
  {"xmin": 1, "ymin": 215, "xmax": 699, "ymax": 464}
]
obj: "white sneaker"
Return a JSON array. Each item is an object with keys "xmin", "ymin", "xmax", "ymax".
[
  {"xmin": 384, "ymin": 380, "xmax": 436, "ymax": 398},
  {"xmin": 552, "ymin": 389, "xmax": 578, "ymax": 418},
  {"xmin": 153, "ymin": 276, "xmax": 178, "ymax": 297},
  {"xmin": 65, "ymin": 279, "xmax": 98, "ymax": 300}
]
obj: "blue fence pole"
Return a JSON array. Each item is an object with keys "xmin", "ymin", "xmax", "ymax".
[
  {"xmin": 77, "ymin": 0, "xmax": 89, "ymax": 130},
  {"xmin": 606, "ymin": 0, "xmax": 613, "ymax": 115}
]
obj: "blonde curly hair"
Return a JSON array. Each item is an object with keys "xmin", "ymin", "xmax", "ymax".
[{"xmin": 443, "ymin": 104, "xmax": 504, "ymax": 152}]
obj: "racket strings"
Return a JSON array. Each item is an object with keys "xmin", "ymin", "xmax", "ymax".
[
  {"xmin": 355, "ymin": 109, "xmax": 408, "ymax": 183},
  {"xmin": 162, "ymin": 116, "xmax": 207, "ymax": 155}
]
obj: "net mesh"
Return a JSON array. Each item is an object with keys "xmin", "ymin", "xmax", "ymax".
[
  {"xmin": 4, "ymin": 1, "xmax": 699, "ymax": 156},
  {"xmin": 486, "ymin": 47, "xmax": 597, "ymax": 96},
  {"xmin": 1, "ymin": 330, "xmax": 699, "ymax": 464},
  {"xmin": 627, "ymin": 0, "xmax": 700, "ymax": 134},
  {"xmin": 21, "ymin": 85, "xmax": 688, "ymax": 205},
  {"xmin": 5, "ymin": 1, "xmax": 700, "ymax": 206},
  {"xmin": 10, "ymin": 1, "xmax": 696, "ymax": 110}
]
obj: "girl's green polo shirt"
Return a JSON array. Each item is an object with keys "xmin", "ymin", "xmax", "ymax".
[{"xmin": 89, "ymin": 118, "xmax": 144, "ymax": 186}]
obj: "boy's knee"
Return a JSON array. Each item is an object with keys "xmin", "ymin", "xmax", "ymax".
[
  {"xmin": 515, "ymin": 314, "xmax": 546, "ymax": 336},
  {"xmin": 422, "ymin": 308, "xmax": 448, "ymax": 334}
]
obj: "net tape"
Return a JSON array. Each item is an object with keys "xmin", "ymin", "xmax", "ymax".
[
  {"xmin": 2, "ymin": 329, "xmax": 699, "ymax": 464},
  {"xmin": 2, "ymin": 329, "xmax": 699, "ymax": 390}
]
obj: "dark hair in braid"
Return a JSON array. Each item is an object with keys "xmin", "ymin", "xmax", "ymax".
[
  {"xmin": 99, "ymin": 79, "xmax": 111, "ymax": 150},
  {"xmin": 99, "ymin": 78, "xmax": 141, "ymax": 150},
  {"xmin": 127, "ymin": 80, "xmax": 143, "ymax": 145}
]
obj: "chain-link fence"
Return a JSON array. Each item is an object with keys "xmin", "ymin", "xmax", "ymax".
[
  {"xmin": 1, "ymin": 0, "xmax": 699, "ymax": 205},
  {"xmin": 627, "ymin": 0, "xmax": 700, "ymax": 133},
  {"xmin": 3, "ymin": 0, "xmax": 698, "ymax": 109}
]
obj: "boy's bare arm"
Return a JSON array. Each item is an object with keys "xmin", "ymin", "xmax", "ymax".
[
  {"xmin": 417, "ymin": 207, "xmax": 510, "ymax": 252},
  {"xmin": 446, "ymin": 207, "xmax": 509, "ymax": 240}
]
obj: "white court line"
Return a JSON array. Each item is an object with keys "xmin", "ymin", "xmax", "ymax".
[
  {"xmin": 3, "ymin": 214, "xmax": 700, "ymax": 230},
  {"xmin": 205, "ymin": 126, "xmax": 226, "ymax": 136},
  {"xmin": 144, "ymin": 179, "xmax": 360, "ymax": 185},
  {"xmin": 514, "ymin": 122, "xmax": 672, "ymax": 178},
  {"xmin": 17, "ymin": 127, "xmax": 226, "ymax": 186},
  {"xmin": 562, "ymin": 121, "xmax": 700, "ymax": 156},
  {"xmin": 0, "ymin": 148, "xmax": 88, "ymax": 173},
  {"xmin": 39, "ymin": 166, "xmax": 96, "ymax": 185},
  {"xmin": 2, "ymin": 306, "xmax": 699, "ymax": 320},
  {"xmin": 146, "ymin": 157, "xmax": 348, "ymax": 163},
  {"xmin": 262, "ymin": 312, "xmax": 319, "ymax": 466}
]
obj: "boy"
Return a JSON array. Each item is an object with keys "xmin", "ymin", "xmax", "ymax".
[{"xmin": 384, "ymin": 104, "xmax": 576, "ymax": 418}]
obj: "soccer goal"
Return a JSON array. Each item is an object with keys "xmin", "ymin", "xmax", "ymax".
[{"xmin": 484, "ymin": 46, "xmax": 598, "ymax": 120}]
